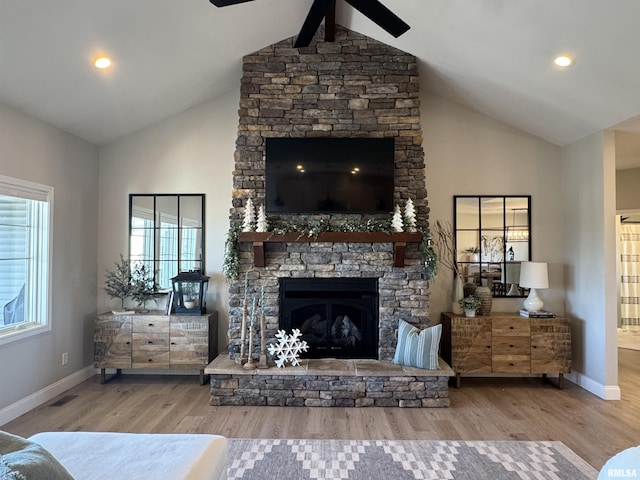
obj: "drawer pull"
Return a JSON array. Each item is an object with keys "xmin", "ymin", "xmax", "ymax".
[
  {"xmin": 148, "ymin": 341, "xmax": 153, "ymax": 344},
  {"xmin": 509, "ymin": 344, "xmax": 514, "ymax": 348},
  {"xmin": 126, "ymin": 341, "xmax": 130, "ymax": 345},
  {"xmin": 509, "ymin": 363, "xmax": 514, "ymax": 366},
  {"xmin": 148, "ymin": 359, "xmax": 153, "ymax": 362},
  {"xmin": 148, "ymin": 323, "xmax": 154, "ymax": 327},
  {"xmin": 509, "ymin": 326, "xmax": 514, "ymax": 330},
  {"xmin": 171, "ymin": 342, "xmax": 176, "ymax": 345}
]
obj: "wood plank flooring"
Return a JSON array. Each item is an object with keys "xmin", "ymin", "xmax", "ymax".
[{"xmin": 4, "ymin": 348, "xmax": 640, "ymax": 471}]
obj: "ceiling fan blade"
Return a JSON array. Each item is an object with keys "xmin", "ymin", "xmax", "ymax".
[
  {"xmin": 294, "ymin": 0, "xmax": 333, "ymax": 48},
  {"xmin": 209, "ymin": 0, "xmax": 255, "ymax": 7},
  {"xmin": 343, "ymin": 0, "xmax": 410, "ymax": 38}
]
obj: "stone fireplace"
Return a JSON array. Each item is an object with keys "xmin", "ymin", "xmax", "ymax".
[{"xmin": 227, "ymin": 26, "xmax": 430, "ymax": 362}]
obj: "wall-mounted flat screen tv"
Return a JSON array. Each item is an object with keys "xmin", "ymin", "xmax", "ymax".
[{"xmin": 265, "ymin": 137, "xmax": 395, "ymax": 214}]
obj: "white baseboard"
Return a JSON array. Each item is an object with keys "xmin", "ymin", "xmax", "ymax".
[
  {"xmin": 0, "ymin": 366, "xmax": 95, "ymax": 427},
  {"xmin": 565, "ymin": 371, "xmax": 621, "ymax": 400}
]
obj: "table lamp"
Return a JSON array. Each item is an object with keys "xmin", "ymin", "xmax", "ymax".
[{"xmin": 518, "ymin": 261, "xmax": 548, "ymax": 312}]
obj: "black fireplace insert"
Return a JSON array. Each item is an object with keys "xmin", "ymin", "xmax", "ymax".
[{"xmin": 279, "ymin": 278, "xmax": 379, "ymax": 359}]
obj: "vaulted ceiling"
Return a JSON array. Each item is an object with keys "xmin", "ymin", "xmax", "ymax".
[{"xmin": 1, "ymin": 0, "xmax": 639, "ymax": 166}]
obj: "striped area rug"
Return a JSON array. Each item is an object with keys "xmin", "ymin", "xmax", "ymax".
[{"xmin": 227, "ymin": 439, "xmax": 597, "ymax": 479}]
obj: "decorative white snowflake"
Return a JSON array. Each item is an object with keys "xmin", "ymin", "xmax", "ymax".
[{"xmin": 267, "ymin": 329, "xmax": 309, "ymax": 368}]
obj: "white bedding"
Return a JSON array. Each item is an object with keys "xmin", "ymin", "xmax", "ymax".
[{"xmin": 29, "ymin": 432, "xmax": 227, "ymax": 480}]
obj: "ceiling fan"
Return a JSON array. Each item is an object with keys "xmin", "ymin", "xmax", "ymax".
[{"xmin": 209, "ymin": 0, "xmax": 410, "ymax": 48}]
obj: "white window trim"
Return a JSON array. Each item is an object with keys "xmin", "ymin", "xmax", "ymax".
[{"xmin": 0, "ymin": 175, "xmax": 53, "ymax": 346}]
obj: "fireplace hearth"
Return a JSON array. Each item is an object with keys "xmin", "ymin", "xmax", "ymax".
[{"xmin": 279, "ymin": 278, "xmax": 378, "ymax": 359}]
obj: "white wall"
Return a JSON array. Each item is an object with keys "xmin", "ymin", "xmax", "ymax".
[
  {"xmin": 561, "ymin": 131, "xmax": 620, "ymax": 399},
  {"xmin": 423, "ymin": 93, "xmax": 565, "ymax": 321},
  {"xmin": 0, "ymin": 103, "xmax": 99, "ymax": 418},
  {"xmin": 98, "ymin": 91, "xmax": 239, "ymax": 352}
]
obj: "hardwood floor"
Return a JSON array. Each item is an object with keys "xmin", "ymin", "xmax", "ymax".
[{"xmin": 5, "ymin": 348, "xmax": 640, "ymax": 471}]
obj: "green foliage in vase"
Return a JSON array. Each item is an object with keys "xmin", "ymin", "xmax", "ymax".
[
  {"xmin": 458, "ymin": 295, "xmax": 481, "ymax": 311},
  {"xmin": 104, "ymin": 254, "xmax": 133, "ymax": 309},
  {"xmin": 130, "ymin": 262, "xmax": 158, "ymax": 310}
]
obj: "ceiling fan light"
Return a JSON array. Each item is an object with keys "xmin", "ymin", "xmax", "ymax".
[
  {"xmin": 553, "ymin": 55, "xmax": 573, "ymax": 67},
  {"xmin": 94, "ymin": 57, "xmax": 112, "ymax": 69}
]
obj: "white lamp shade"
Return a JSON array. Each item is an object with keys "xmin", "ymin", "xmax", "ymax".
[{"xmin": 519, "ymin": 262, "xmax": 549, "ymax": 289}]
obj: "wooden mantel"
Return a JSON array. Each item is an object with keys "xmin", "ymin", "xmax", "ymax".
[{"xmin": 238, "ymin": 232, "xmax": 422, "ymax": 268}]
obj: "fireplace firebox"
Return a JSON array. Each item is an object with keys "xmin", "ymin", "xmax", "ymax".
[{"xmin": 279, "ymin": 278, "xmax": 379, "ymax": 359}]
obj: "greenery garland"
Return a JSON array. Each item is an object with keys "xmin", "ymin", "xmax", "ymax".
[
  {"xmin": 222, "ymin": 220, "xmax": 438, "ymax": 281},
  {"xmin": 223, "ymin": 226, "xmax": 241, "ymax": 281}
]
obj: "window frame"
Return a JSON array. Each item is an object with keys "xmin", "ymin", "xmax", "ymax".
[{"xmin": 0, "ymin": 175, "xmax": 53, "ymax": 345}]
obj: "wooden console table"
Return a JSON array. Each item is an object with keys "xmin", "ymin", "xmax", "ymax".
[
  {"xmin": 440, "ymin": 312, "xmax": 571, "ymax": 388},
  {"xmin": 94, "ymin": 311, "xmax": 218, "ymax": 385},
  {"xmin": 238, "ymin": 231, "xmax": 422, "ymax": 268}
]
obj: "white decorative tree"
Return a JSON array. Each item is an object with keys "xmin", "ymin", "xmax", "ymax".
[
  {"xmin": 256, "ymin": 204, "xmax": 268, "ymax": 232},
  {"xmin": 242, "ymin": 198, "xmax": 255, "ymax": 232},
  {"xmin": 391, "ymin": 204, "xmax": 404, "ymax": 232},
  {"xmin": 404, "ymin": 198, "xmax": 417, "ymax": 232}
]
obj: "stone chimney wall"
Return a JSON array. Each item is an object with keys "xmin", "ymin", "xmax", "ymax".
[{"xmin": 228, "ymin": 26, "xmax": 429, "ymax": 361}]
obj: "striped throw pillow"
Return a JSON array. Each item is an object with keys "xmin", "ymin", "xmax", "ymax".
[{"xmin": 392, "ymin": 319, "xmax": 441, "ymax": 370}]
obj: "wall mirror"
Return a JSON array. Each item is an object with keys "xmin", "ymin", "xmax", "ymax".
[
  {"xmin": 454, "ymin": 195, "xmax": 531, "ymax": 298},
  {"xmin": 129, "ymin": 194, "xmax": 205, "ymax": 290}
]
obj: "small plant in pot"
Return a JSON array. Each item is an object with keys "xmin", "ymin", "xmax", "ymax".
[
  {"xmin": 104, "ymin": 254, "xmax": 134, "ymax": 314},
  {"xmin": 181, "ymin": 282, "xmax": 200, "ymax": 309},
  {"xmin": 130, "ymin": 262, "xmax": 158, "ymax": 312},
  {"xmin": 458, "ymin": 295, "xmax": 481, "ymax": 317}
]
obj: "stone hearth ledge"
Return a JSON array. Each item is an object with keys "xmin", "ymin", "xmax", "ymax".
[{"xmin": 205, "ymin": 355, "xmax": 454, "ymax": 408}]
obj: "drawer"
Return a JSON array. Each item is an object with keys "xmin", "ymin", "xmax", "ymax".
[
  {"xmin": 492, "ymin": 336, "xmax": 531, "ymax": 355},
  {"xmin": 132, "ymin": 332, "xmax": 170, "ymax": 368},
  {"xmin": 492, "ymin": 355, "xmax": 531, "ymax": 373},
  {"xmin": 492, "ymin": 318, "xmax": 530, "ymax": 336},
  {"xmin": 132, "ymin": 352, "xmax": 170, "ymax": 369},
  {"xmin": 132, "ymin": 333, "xmax": 170, "ymax": 350},
  {"xmin": 132, "ymin": 317, "xmax": 170, "ymax": 333}
]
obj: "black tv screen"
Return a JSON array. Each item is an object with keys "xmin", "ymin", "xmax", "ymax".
[{"xmin": 265, "ymin": 137, "xmax": 395, "ymax": 214}]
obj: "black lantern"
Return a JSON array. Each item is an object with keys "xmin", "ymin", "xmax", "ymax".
[{"xmin": 171, "ymin": 271, "xmax": 209, "ymax": 315}]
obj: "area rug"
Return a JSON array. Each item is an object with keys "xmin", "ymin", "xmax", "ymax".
[{"xmin": 227, "ymin": 439, "xmax": 597, "ymax": 479}]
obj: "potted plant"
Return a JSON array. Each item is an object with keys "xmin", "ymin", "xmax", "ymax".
[
  {"xmin": 104, "ymin": 254, "xmax": 134, "ymax": 314},
  {"xmin": 181, "ymin": 282, "xmax": 200, "ymax": 309},
  {"xmin": 458, "ymin": 295, "xmax": 481, "ymax": 317},
  {"xmin": 130, "ymin": 262, "xmax": 158, "ymax": 312}
]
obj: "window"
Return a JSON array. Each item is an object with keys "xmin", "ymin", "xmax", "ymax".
[{"xmin": 0, "ymin": 175, "xmax": 52, "ymax": 344}]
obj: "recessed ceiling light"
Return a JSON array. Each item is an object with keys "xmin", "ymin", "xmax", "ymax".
[
  {"xmin": 94, "ymin": 57, "xmax": 112, "ymax": 69},
  {"xmin": 553, "ymin": 55, "xmax": 574, "ymax": 67}
]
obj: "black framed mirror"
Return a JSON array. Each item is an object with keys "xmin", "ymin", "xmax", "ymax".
[
  {"xmin": 129, "ymin": 194, "xmax": 205, "ymax": 290},
  {"xmin": 454, "ymin": 195, "xmax": 531, "ymax": 298}
]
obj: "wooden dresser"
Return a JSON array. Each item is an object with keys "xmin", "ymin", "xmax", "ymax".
[
  {"xmin": 440, "ymin": 312, "xmax": 571, "ymax": 388},
  {"xmin": 94, "ymin": 311, "xmax": 217, "ymax": 385}
]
